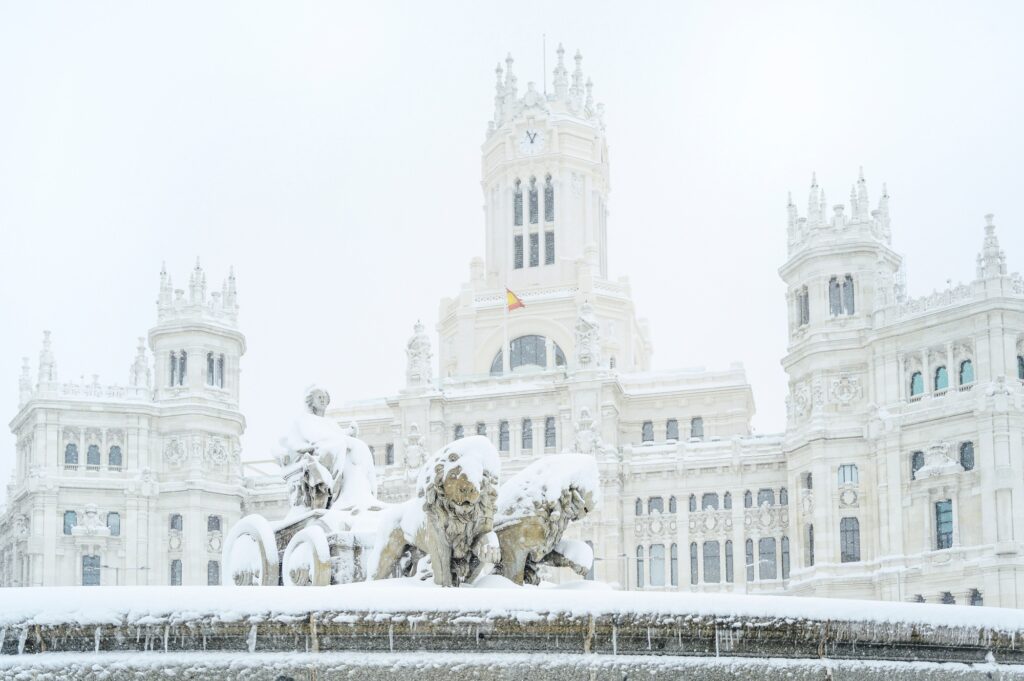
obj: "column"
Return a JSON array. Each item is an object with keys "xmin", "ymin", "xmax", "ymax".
[
  {"xmin": 945, "ymin": 342, "xmax": 954, "ymax": 389},
  {"xmin": 897, "ymin": 353, "xmax": 906, "ymax": 401},
  {"xmin": 921, "ymin": 348, "xmax": 930, "ymax": 396}
]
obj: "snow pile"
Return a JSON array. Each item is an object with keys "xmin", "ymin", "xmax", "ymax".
[{"xmin": 495, "ymin": 453, "xmax": 600, "ymax": 525}]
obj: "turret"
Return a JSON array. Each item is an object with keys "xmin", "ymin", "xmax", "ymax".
[
  {"xmin": 976, "ymin": 214, "xmax": 1008, "ymax": 280},
  {"xmin": 37, "ymin": 330, "xmax": 57, "ymax": 386},
  {"xmin": 18, "ymin": 357, "xmax": 31, "ymax": 407}
]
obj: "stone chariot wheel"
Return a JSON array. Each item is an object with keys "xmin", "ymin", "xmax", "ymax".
[
  {"xmin": 221, "ymin": 514, "xmax": 281, "ymax": 586},
  {"xmin": 282, "ymin": 525, "xmax": 333, "ymax": 586}
]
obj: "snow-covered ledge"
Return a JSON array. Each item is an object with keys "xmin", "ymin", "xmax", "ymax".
[{"xmin": 2, "ymin": 581, "xmax": 1024, "ymax": 680}]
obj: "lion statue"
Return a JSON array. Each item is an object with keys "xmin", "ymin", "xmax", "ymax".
[
  {"xmin": 371, "ymin": 435, "xmax": 500, "ymax": 587},
  {"xmin": 493, "ymin": 453, "xmax": 601, "ymax": 585}
]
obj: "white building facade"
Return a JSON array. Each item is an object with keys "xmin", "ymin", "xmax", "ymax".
[
  {"xmin": 0, "ymin": 262, "xmax": 248, "ymax": 587},
  {"xmin": 4, "ymin": 47, "xmax": 1024, "ymax": 608}
]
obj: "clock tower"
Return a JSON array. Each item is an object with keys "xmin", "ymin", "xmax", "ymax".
[{"xmin": 481, "ymin": 46, "xmax": 610, "ymax": 289}]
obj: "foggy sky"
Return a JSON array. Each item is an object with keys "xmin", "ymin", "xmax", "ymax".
[{"xmin": 1, "ymin": 1, "xmax": 1022, "ymax": 502}]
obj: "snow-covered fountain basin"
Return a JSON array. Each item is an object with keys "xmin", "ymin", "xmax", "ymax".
[{"xmin": 2, "ymin": 581, "xmax": 1024, "ymax": 680}]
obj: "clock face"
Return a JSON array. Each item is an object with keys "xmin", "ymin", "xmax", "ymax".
[{"xmin": 518, "ymin": 128, "xmax": 546, "ymax": 156}]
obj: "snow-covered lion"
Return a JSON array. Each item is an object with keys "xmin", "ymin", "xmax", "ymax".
[
  {"xmin": 371, "ymin": 435, "xmax": 500, "ymax": 587},
  {"xmin": 493, "ymin": 453, "xmax": 601, "ymax": 585}
]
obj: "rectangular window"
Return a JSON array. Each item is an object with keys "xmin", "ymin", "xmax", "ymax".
[
  {"xmin": 636, "ymin": 547, "xmax": 645, "ymax": 589},
  {"xmin": 725, "ymin": 541, "xmax": 734, "ymax": 583},
  {"xmin": 207, "ymin": 515, "xmax": 222, "ymax": 533},
  {"xmin": 703, "ymin": 541, "xmax": 721, "ymax": 583},
  {"xmin": 513, "ymin": 234, "xmax": 524, "ymax": 269},
  {"xmin": 499, "ymin": 421, "xmax": 509, "ymax": 452},
  {"xmin": 521, "ymin": 419, "xmax": 533, "ymax": 449},
  {"xmin": 935, "ymin": 500, "xmax": 953, "ymax": 549},
  {"xmin": 207, "ymin": 560, "xmax": 221, "ymax": 586},
  {"xmin": 757, "ymin": 488, "xmax": 775, "ymax": 506},
  {"xmin": 798, "ymin": 286, "xmax": 810, "ymax": 325},
  {"xmin": 529, "ymin": 186, "xmax": 539, "ymax": 224},
  {"xmin": 745, "ymin": 540, "xmax": 754, "ymax": 581},
  {"xmin": 529, "ymin": 233, "xmax": 539, "ymax": 267},
  {"xmin": 838, "ymin": 464, "xmax": 859, "ymax": 485},
  {"xmin": 690, "ymin": 417, "xmax": 704, "ymax": 439},
  {"xmin": 544, "ymin": 416, "xmax": 556, "ymax": 448},
  {"xmin": 514, "ymin": 187, "xmax": 523, "ymax": 226},
  {"xmin": 666, "ymin": 419, "xmax": 679, "ymax": 441},
  {"xmin": 689, "ymin": 543, "xmax": 698, "ymax": 585},
  {"xmin": 758, "ymin": 537, "xmax": 777, "ymax": 580},
  {"xmin": 807, "ymin": 524, "xmax": 815, "ymax": 567},
  {"xmin": 670, "ymin": 544, "xmax": 678, "ymax": 586},
  {"xmin": 107, "ymin": 512, "xmax": 121, "ymax": 537},
  {"xmin": 476, "ymin": 423, "xmax": 487, "ymax": 436},
  {"xmin": 840, "ymin": 517, "xmax": 861, "ymax": 562},
  {"xmin": 544, "ymin": 231, "xmax": 555, "ymax": 265},
  {"xmin": 63, "ymin": 510, "xmax": 77, "ymax": 535},
  {"xmin": 649, "ymin": 544, "xmax": 666, "ymax": 587},
  {"xmin": 170, "ymin": 559, "xmax": 182, "ymax": 586},
  {"xmin": 385, "ymin": 443, "xmax": 394, "ymax": 466},
  {"xmin": 82, "ymin": 555, "xmax": 100, "ymax": 586},
  {"xmin": 781, "ymin": 537, "xmax": 790, "ymax": 579},
  {"xmin": 701, "ymin": 493, "xmax": 719, "ymax": 510},
  {"xmin": 454, "ymin": 425, "xmax": 464, "ymax": 440},
  {"xmin": 170, "ymin": 514, "xmax": 183, "ymax": 532},
  {"xmin": 641, "ymin": 421, "xmax": 654, "ymax": 443}
]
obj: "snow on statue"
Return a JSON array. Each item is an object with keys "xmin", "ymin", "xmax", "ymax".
[
  {"xmin": 371, "ymin": 436, "xmax": 501, "ymax": 587},
  {"xmin": 275, "ymin": 385, "xmax": 378, "ymax": 513}
]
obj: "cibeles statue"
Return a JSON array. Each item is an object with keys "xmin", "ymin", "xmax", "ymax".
[{"xmin": 275, "ymin": 385, "xmax": 379, "ymax": 513}]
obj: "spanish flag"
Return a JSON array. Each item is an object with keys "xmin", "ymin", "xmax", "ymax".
[{"xmin": 506, "ymin": 288, "xmax": 525, "ymax": 311}]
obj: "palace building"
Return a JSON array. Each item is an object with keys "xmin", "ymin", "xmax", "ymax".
[{"xmin": 3, "ymin": 46, "xmax": 1024, "ymax": 608}]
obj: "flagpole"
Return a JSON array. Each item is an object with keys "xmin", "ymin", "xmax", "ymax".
[{"xmin": 503, "ymin": 290, "xmax": 511, "ymax": 374}]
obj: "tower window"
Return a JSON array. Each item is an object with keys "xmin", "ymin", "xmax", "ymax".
[
  {"xmin": 108, "ymin": 445, "xmax": 122, "ymax": 469},
  {"xmin": 828, "ymin": 277, "xmax": 842, "ymax": 316},
  {"xmin": 934, "ymin": 366, "xmax": 949, "ymax": 391},
  {"xmin": 64, "ymin": 443, "xmax": 79, "ymax": 466},
  {"xmin": 544, "ymin": 416, "xmax": 556, "ymax": 448},
  {"xmin": 635, "ymin": 498, "xmax": 643, "ymax": 516},
  {"xmin": 170, "ymin": 513, "xmax": 183, "ymax": 532},
  {"xmin": 911, "ymin": 451, "xmax": 925, "ymax": 479},
  {"xmin": 837, "ymin": 464, "xmax": 859, "ymax": 485},
  {"xmin": 959, "ymin": 359, "xmax": 975, "ymax": 385},
  {"xmin": 217, "ymin": 354, "xmax": 225, "ymax": 388},
  {"xmin": 178, "ymin": 351, "xmax": 187, "ymax": 385},
  {"xmin": 935, "ymin": 499, "xmax": 953, "ymax": 549},
  {"xmin": 499, "ymin": 421, "xmax": 509, "ymax": 452},
  {"xmin": 842, "ymin": 274, "xmax": 855, "ymax": 314},
  {"xmin": 207, "ymin": 515, "xmax": 222, "ymax": 532},
  {"xmin": 798, "ymin": 286, "xmax": 810, "ymax": 326},
  {"xmin": 960, "ymin": 441, "xmax": 975, "ymax": 471},
  {"xmin": 87, "ymin": 444, "xmax": 101, "ymax": 468},
  {"xmin": 807, "ymin": 524, "xmax": 815, "ymax": 567},
  {"xmin": 701, "ymin": 493, "xmax": 719, "ymax": 510},
  {"xmin": 513, "ymin": 234, "xmax": 524, "ymax": 269},
  {"xmin": 207, "ymin": 352, "xmax": 215, "ymax": 386},
  {"xmin": 513, "ymin": 179, "xmax": 523, "ymax": 226},
  {"xmin": 1018, "ymin": 355, "xmax": 1024, "ymax": 380},
  {"xmin": 529, "ymin": 232, "xmax": 539, "ymax": 267},
  {"xmin": 779, "ymin": 488, "xmax": 788, "ymax": 505},
  {"xmin": 840, "ymin": 517, "xmax": 861, "ymax": 562},
  {"xmin": 688, "ymin": 494, "xmax": 697, "ymax": 512},
  {"xmin": 756, "ymin": 488, "xmax": 775, "ymax": 506},
  {"xmin": 490, "ymin": 335, "xmax": 566, "ymax": 375},
  {"xmin": 910, "ymin": 371, "xmax": 924, "ymax": 397},
  {"xmin": 544, "ymin": 174, "xmax": 554, "ymax": 222},
  {"xmin": 743, "ymin": 490, "xmax": 753, "ymax": 508},
  {"xmin": 669, "ymin": 496, "xmax": 677, "ymax": 513},
  {"xmin": 521, "ymin": 419, "xmax": 532, "ymax": 450},
  {"xmin": 528, "ymin": 177, "xmax": 539, "ymax": 224},
  {"xmin": 544, "ymin": 231, "xmax": 555, "ymax": 265},
  {"xmin": 476, "ymin": 422, "xmax": 487, "ymax": 436},
  {"xmin": 723, "ymin": 492, "xmax": 732, "ymax": 509},
  {"xmin": 169, "ymin": 351, "xmax": 177, "ymax": 387},
  {"xmin": 107, "ymin": 512, "xmax": 121, "ymax": 537},
  {"xmin": 641, "ymin": 421, "xmax": 654, "ymax": 443},
  {"xmin": 666, "ymin": 419, "xmax": 679, "ymax": 441}
]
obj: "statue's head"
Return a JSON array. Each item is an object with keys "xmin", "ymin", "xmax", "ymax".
[
  {"xmin": 440, "ymin": 465, "xmax": 482, "ymax": 509},
  {"xmin": 305, "ymin": 387, "xmax": 331, "ymax": 416}
]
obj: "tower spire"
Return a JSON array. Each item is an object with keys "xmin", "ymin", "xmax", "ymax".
[
  {"xmin": 38, "ymin": 330, "xmax": 57, "ymax": 385},
  {"xmin": 18, "ymin": 357, "xmax": 32, "ymax": 406},
  {"xmin": 977, "ymin": 213, "xmax": 1007, "ymax": 279},
  {"xmin": 552, "ymin": 42, "xmax": 568, "ymax": 98}
]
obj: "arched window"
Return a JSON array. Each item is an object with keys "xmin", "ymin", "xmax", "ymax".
[
  {"xmin": 82, "ymin": 555, "xmax": 101, "ymax": 586},
  {"xmin": 1018, "ymin": 355, "xmax": 1024, "ymax": 381},
  {"xmin": 807, "ymin": 524, "xmax": 815, "ymax": 567},
  {"xmin": 837, "ymin": 464, "xmax": 859, "ymax": 485},
  {"xmin": 828, "ymin": 276, "xmax": 842, "ymax": 316},
  {"xmin": 63, "ymin": 510, "xmax": 77, "ymax": 535},
  {"xmin": 743, "ymin": 490, "xmax": 753, "ymax": 508},
  {"xmin": 521, "ymin": 419, "xmax": 532, "ymax": 449},
  {"xmin": 544, "ymin": 174, "xmax": 554, "ymax": 222},
  {"xmin": 666, "ymin": 419, "xmax": 679, "ymax": 441},
  {"xmin": 513, "ymin": 179, "xmax": 523, "ymax": 227},
  {"xmin": 909, "ymin": 371, "xmax": 924, "ymax": 397},
  {"xmin": 668, "ymin": 496, "xmax": 677, "ymax": 514},
  {"xmin": 217, "ymin": 354, "xmax": 225, "ymax": 388},
  {"xmin": 528, "ymin": 177, "xmax": 539, "ymax": 224},
  {"xmin": 64, "ymin": 443, "xmax": 79, "ymax": 466},
  {"xmin": 490, "ymin": 335, "xmax": 566, "ymax": 375},
  {"xmin": 690, "ymin": 417, "xmax": 704, "ymax": 439},
  {"xmin": 108, "ymin": 445, "xmax": 122, "ymax": 469},
  {"xmin": 585, "ymin": 540, "xmax": 595, "ymax": 580},
  {"xmin": 840, "ymin": 517, "xmax": 861, "ymax": 562},
  {"xmin": 757, "ymin": 488, "xmax": 775, "ymax": 506},
  {"xmin": 689, "ymin": 543, "xmax": 698, "ymax": 585},
  {"xmin": 648, "ymin": 497, "xmax": 664, "ymax": 514},
  {"xmin": 641, "ymin": 421, "xmax": 654, "ymax": 443},
  {"xmin": 170, "ymin": 513, "xmax": 183, "ymax": 532},
  {"xmin": 170, "ymin": 559, "xmax": 182, "ymax": 586},
  {"xmin": 529, "ymin": 232, "xmax": 539, "ymax": 267},
  {"xmin": 86, "ymin": 444, "xmax": 100, "ymax": 468},
  {"xmin": 725, "ymin": 541, "xmax": 734, "ymax": 582},
  {"xmin": 758, "ymin": 537, "xmax": 777, "ymax": 579},
  {"xmin": 842, "ymin": 274, "xmax": 855, "ymax": 314},
  {"xmin": 476, "ymin": 423, "xmax": 487, "ymax": 436},
  {"xmin": 635, "ymin": 498, "xmax": 643, "ymax": 516},
  {"xmin": 385, "ymin": 443, "xmax": 395, "ymax": 466},
  {"xmin": 959, "ymin": 359, "xmax": 975, "ymax": 385},
  {"xmin": 688, "ymin": 494, "xmax": 697, "ymax": 512},
  {"xmin": 911, "ymin": 451, "xmax": 925, "ymax": 479},
  {"xmin": 703, "ymin": 541, "xmax": 720, "ymax": 583},
  {"xmin": 744, "ymin": 539, "xmax": 754, "ymax": 581},
  {"xmin": 670, "ymin": 543, "xmax": 678, "ymax": 586},
  {"xmin": 781, "ymin": 536, "xmax": 790, "ymax": 579},
  {"xmin": 723, "ymin": 492, "xmax": 732, "ymax": 510},
  {"xmin": 934, "ymin": 366, "xmax": 949, "ymax": 391},
  {"xmin": 207, "ymin": 352, "xmax": 215, "ymax": 386},
  {"xmin": 798, "ymin": 285, "xmax": 810, "ymax": 325},
  {"xmin": 649, "ymin": 544, "xmax": 666, "ymax": 587},
  {"xmin": 635, "ymin": 546, "xmax": 644, "ymax": 589},
  {"xmin": 804, "ymin": 472, "xmax": 813, "ymax": 490},
  {"xmin": 207, "ymin": 515, "xmax": 222, "ymax": 532},
  {"xmin": 935, "ymin": 499, "xmax": 953, "ymax": 549},
  {"xmin": 178, "ymin": 351, "xmax": 187, "ymax": 386},
  {"xmin": 779, "ymin": 488, "xmax": 788, "ymax": 505},
  {"xmin": 941, "ymin": 591, "xmax": 955, "ymax": 605},
  {"xmin": 453, "ymin": 424, "xmax": 464, "ymax": 440},
  {"xmin": 169, "ymin": 351, "xmax": 178, "ymax": 387},
  {"xmin": 960, "ymin": 441, "xmax": 975, "ymax": 471},
  {"xmin": 544, "ymin": 417, "xmax": 556, "ymax": 448},
  {"xmin": 107, "ymin": 512, "xmax": 120, "ymax": 537},
  {"xmin": 701, "ymin": 493, "xmax": 719, "ymax": 510},
  {"xmin": 498, "ymin": 421, "xmax": 509, "ymax": 452},
  {"xmin": 207, "ymin": 560, "xmax": 221, "ymax": 586}
]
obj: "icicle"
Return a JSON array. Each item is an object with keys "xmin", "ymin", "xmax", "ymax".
[
  {"xmin": 389, "ymin": 624, "xmax": 394, "ymax": 652},
  {"xmin": 612, "ymin": 622, "xmax": 617, "ymax": 656},
  {"xmin": 247, "ymin": 624, "xmax": 257, "ymax": 653},
  {"xmin": 163, "ymin": 625, "xmax": 169, "ymax": 652},
  {"xmin": 17, "ymin": 628, "xmax": 27, "ymax": 655},
  {"xmin": 94, "ymin": 626, "xmax": 101, "ymax": 653}
]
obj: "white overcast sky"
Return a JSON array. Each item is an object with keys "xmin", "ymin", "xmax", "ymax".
[{"xmin": 1, "ymin": 1, "xmax": 1022, "ymax": 498}]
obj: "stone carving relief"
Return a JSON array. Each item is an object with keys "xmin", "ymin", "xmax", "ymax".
[
  {"xmin": 12, "ymin": 513, "xmax": 29, "ymax": 538},
  {"xmin": 830, "ymin": 373, "xmax": 863, "ymax": 405},
  {"xmin": 164, "ymin": 438, "xmax": 186, "ymax": 466},
  {"xmin": 205, "ymin": 437, "xmax": 228, "ymax": 466},
  {"xmin": 915, "ymin": 441, "xmax": 963, "ymax": 479},
  {"xmin": 404, "ymin": 423, "xmax": 426, "ymax": 472},
  {"xmin": 72, "ymin": 504, "xmax": 108, "ymax": 537},
  {"xmin": 405, "ymin": 321, "xmax": 433, "ymax": 387},
  {"xmin": 571, "ymin": 407, "xmax": 616, "ymax": 458},
  {"xmin": 574, "ymin": 301, "xmax": 601, "ymax": 370},
  {"xmin": 743, "ymin": 503, "xmax": 789, "ymax": 534},
  {"xmin": 686, "ymin": 509, "xmax": 731, "ymax": 538},
  {"xmin": 839, "ymin": 488, "xmax": 859, "ymax": 508},
  {"xmin": 792, "ymin": 382, "xmax": 811, "ymax": 419}
]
